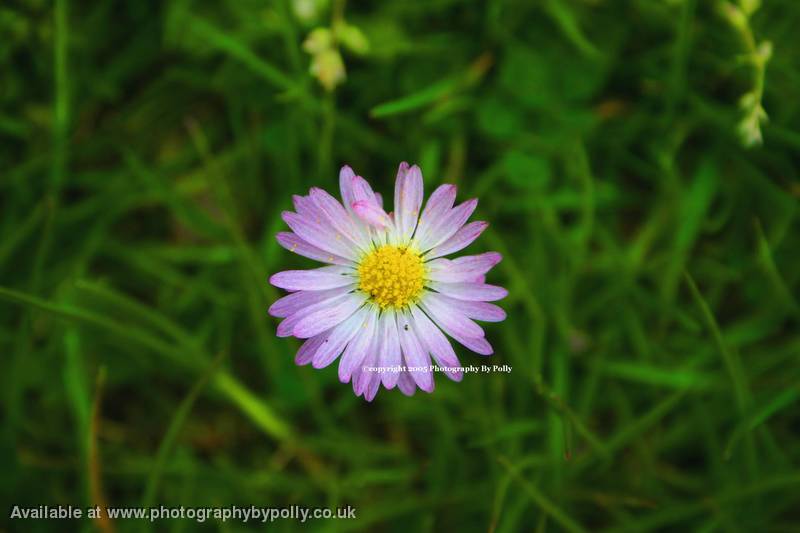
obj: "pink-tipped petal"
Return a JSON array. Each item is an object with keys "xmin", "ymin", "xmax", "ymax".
[
  {"xmin": 397, "ymin": 370, "xmax": 417, "ymax": 396},
  {"xmin": 416, "ymin": 198, "xmax": 478, "ymax": 252},
  {"xmin": 276, "ymin": 232, "xmax": 352, "ymax": 266},
  {"xmin": 282, "ymin": 211, "xmax": 358, "ymax": 260},
  {"xmin": 452, "ymin": 252, "xmax": 502, "ymax": 270},
  {"xmin": 421, "ymin": 293, "xmax": 485, "ymax": 339},
  {"xmin": 457, "ymin": 335, "xmax": 494, "ymax": 355},
  {"xmin": 364, "ymin": 371, "xmax": 381, "ymax": 401},
  {"xmin": 396, "ymin": 161, "xmax": 410, "ymax": 181},
  {"xmin": 295, "ymin": 333, "xmax": 329, "ymax": 365},
  {"xmin": 292, "ymin": 292, "xmax": 366, "ymax": 339},
  {"xmin": 354, "ymin": 334, "xmax": 380, "ymax": 397},
  {"xmin": 425, "ymin": 221, "xmax": 489, "ymax": 259},
  {"xmin": 268, "ymin": 286, "xmax": 351, "ymax": 318},
  {"xmin": 361, "ymin": 333, "xmax": 384, "ymax": 401},
  {"xmin": 309, "ymin": 187, "xmax": 370, "ymax": 250},
  {"xmin": 397, "ymin": 310, "xmax": 434, "ymax": 393},
  {"xmin": 339, "ymin": 167, "xmax": 377, "ymax": 238},
  {"xmin": 351, "ymin": 175, "xmax": 379, "ymax": 205},
  {"xmin": 339, "ymin": 165, "xmax": 358, "ymax": 215},
  {"xmin": 269, "ymin": 266, "xmax": 355, "ymax": 291},
  {"xmin": 379, "ymin": 310, "xmax": 402, "ymax": 389},
  {"xmin": 276, "ymin": 313, "xmax": 303, "ymax": 337},
  {"xmin": 409, "ymin": 305, "xmax": 463, "ymax": 382},
  {"xmin": 426, "ymin": 259, "xmax": 482, "ymax": 283},
  {"xmin": 421, "ymin": 299, "xmax": 495, "ymax": 356},
  {"xmin": 426, "ymin": 252, "xmax": 502, "ymax": 283},
  {"xmin": 312, "ymin": 306, "xmax": 368, "ymax": 368},
  {"xmin": 276, "ymin": 291, "xmax": 352, "ymax": 338},
  {"xmin": 434, "ymin": 295, "xmax": 507, "ymax": 322},
  {"xmin": 374, "ymin": 192, "xmax": 383, "ymax": 208},
  {"xmin": 414, "ymin": 184, "xmax": 457, "ymax": 245},
  {"xmin": 338, "ymin": 310, "xmax": 377, "ymax": 382},
  {"xmin": 394, "ymin": 163, "xmax": 423, "ymax": 243},
  {"xmin": 292, "ymin": 194, "xmax": 314, "ymax": 216},
  {"xmin": 353, "ymin": 200, "xmax": 393, "ymax": 229},
  {"xmin": 428, "ymin": 281, "xmax": 508, "ymax": 302}
]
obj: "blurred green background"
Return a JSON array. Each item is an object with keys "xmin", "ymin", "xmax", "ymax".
[{"xmin": 2, "ymin": 0, "xmax": 800, "ymax": 531}]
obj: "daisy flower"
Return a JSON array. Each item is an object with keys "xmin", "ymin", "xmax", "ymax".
[{"xmin": 268, "ymin": 163, "xmax": 507, "ymax": 401}]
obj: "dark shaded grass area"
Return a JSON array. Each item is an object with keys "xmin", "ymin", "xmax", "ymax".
[{"xmin": 1, "ymin": 0, "xmax": 799, "ymax": 531}]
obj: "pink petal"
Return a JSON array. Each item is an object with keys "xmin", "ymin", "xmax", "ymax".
[
  {"xmin": 456, "ymin": 335, "xmax": 494, "ymax": 355},
  {"xmin": 364, "ymin": 370, "xmax": 382, "ymax": 401},
  {"xmin": 269, "ymin": 266, "xmax": 355, "ymax": 291},
  {"xmin": 409, "ymin": 306, "xmax": 463, "ymax": 382},
  {"xmin": 420, "ymin": 293, "xmax": 485, "ymax": 339},
  {"xmin": 434, "ymin": 295, "xmax": 507, "ymax": 322},
  {"xmin": 282, "ymin": 211, "xmax": 358, "ymax": 260},
  {"xmin": 339, "ymin": 165, "xmax": 358, "ymax": 215},
  {"xmin": 277, "ymin": 313, "xmax": 304, "ymax": 337},
  {"xmin": 397, "ymin": 371, "xmax": 417, "ymax": 396},
  {"xmin": 339, "ymin": 167, "xmax": 378, "ymax": 238},
  {"xmin": 425, "ymin": 221, "xmax": 489, "ymax": 259},
  {"xmin": 426, "ymin": 265, "xmax": 481, "ymax": 284},
  {"xmin": 292, "ymin": 194, "xmax": 314, "ymax": 216},
  {"xmin": 361, "ymin": 331, "xmax": 385, "ymax": 401},
  {"xmin": 395, "ymin": 161, "xmax": 410, "ymax": 181},
  {"xmin": 397, "ymin": 309, "xmax": 434, "ymax": 393},
  {"xmin": 295, "ymin": 333, "xmax": 329, "ymax": 365},
  {"xmin": 394, "ymin": 163, "xmax": 423, "ymax": 243},
  {"xmin": 293, "ymin": 194, "xmax": 354, "ymax": 245},
  {"xmin": 352, "ymin": 200, "xmax": 393, "ymax": 229},
  {"xmin": 350, "ymin": 364, "xmax": 363, "ymax": 395},
  {"xmin": 309, "ymin": 187, "xmax": 370, "ymax": 251},
  {"xmin": 420, "ymin": 299, "xmax": 495, "ymax": 356},
  {"xmin": 268, "ymin": 286, "xmax": 351, "ymax": 318},
  {"xmin": 416, "ymin": 199, "xmax": 478, "ymax": 252},
  {"xmin": 351, "ymin": 175, "xmax": 379, "ymax": 206},
  {"xmin": 312, "ymin": 306, "xmax": 368, "ymax": 369},
  {"xmin": 426, "ymin": 252, "xmax": 502, "ymax": 283},
  {"xmin": 292, "ymin": 292, "xmax": 366, "ymax": 339},
  {"xmin": 378, "ymin": 311, "xmax": 402, "ymax": 389},
  {"xmin": 354, "ymin": 333, "xmax": 380, "ymax": 398},
  {"xmin": 427, "ymin": 252, "xmax": 503, "ymax": 283},
  {"xmin": 276, "ymin": 232, "xmax": 352, "ymax": 266},
  {"xmin": 414, "ymin": 184, "xmax": 456, "ymax": 245},
  {"xmin": 276, "ymin": 290, "xmax": 352, "ymax": 337},
  {"xmin": 452, "ymin": 252, "xmax": 502, "ymax": 270},
  {"xmin": 428, "ymin": 281, "xmax": 508, "ymax": 301},
  {"xmin": 338, "ymin": 309, "xmax": 377, "ymax": 382}
]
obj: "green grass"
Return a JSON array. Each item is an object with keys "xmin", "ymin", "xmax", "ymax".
[{"xmin": 1, "ymin": 0, "xmax": 799, "ymax": 531}]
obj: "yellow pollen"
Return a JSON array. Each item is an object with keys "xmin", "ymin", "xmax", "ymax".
[{"xmin": 358, "ymin": 245, "xmax": 425, "ymax": 309}]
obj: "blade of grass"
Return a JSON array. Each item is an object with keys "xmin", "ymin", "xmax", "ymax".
[
  {"xmin": 684, "ymin": 271, "xmax": 751, "ymax": 411},
  {"xmin": 600, "ymin": 360, "xmax": 718, "ymax": 391},
  {"xmin": 662, "ymin": 163, "xmax": 717, "ymax": 300},
  {"xmin": 754, "ymin": 218, "xmax": 800, "ymax": 318},
  {"xmin": 724, "ymin": 387, "xmax": 800, "ymax": 460},
  {"xmin": 0, "ymin": 286, "xmax": 291, "ymax": 443},
  {"xmin": 534, "ymin": 374, "xmax": 610, "ymax": 460},
  {"xmin": 497, "ymin": 455, "xmax": 587, "ymax": 533},
  {"xmin": 88, "ymin": 367, "xmax": 112, "ymax": 533},
  {"xmin": 370, "ymin": 53, "xmax": 492, "ymax": 118},
  {"xmin": 140, "ymin": 352, "xmax": 226, "ymax": 512},
  {"xmin": 63, "ymin": 329, "xmax": 91, "ymax": 504}
]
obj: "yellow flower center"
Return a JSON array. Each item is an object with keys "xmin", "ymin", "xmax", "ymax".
[{"xmin": 358, "ymin": 245, "xmax": 425, "ymax": 309}]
